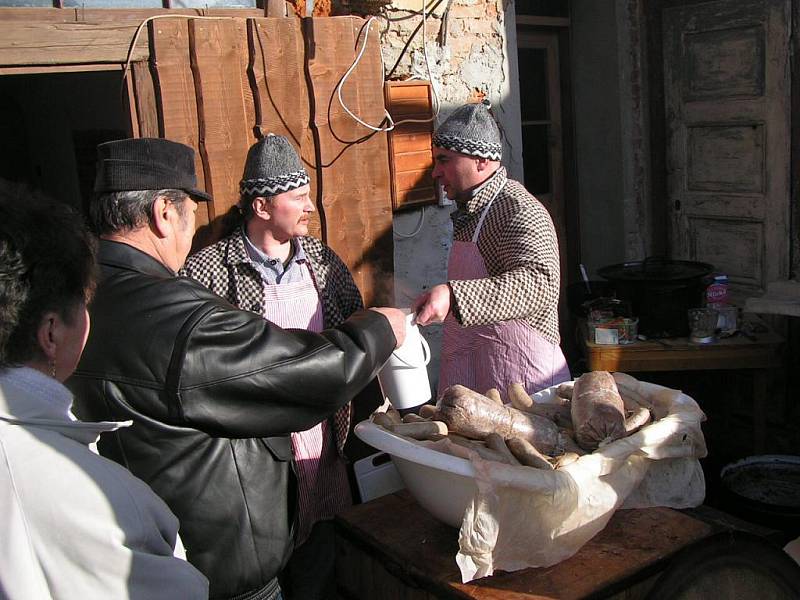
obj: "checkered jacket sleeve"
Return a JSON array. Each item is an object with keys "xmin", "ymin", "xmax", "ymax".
[{"xmin": 449, "ymin": 178, "xmax": 561, "ymax": 345}]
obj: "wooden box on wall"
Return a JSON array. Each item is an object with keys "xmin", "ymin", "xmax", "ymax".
[{"xmin": 384, "ymin": 80, "xmax": 437, "ymax": 212}]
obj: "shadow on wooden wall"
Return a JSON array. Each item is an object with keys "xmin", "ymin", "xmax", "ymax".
[{"xmin": 134, "ymin": 15, "xmax": 392, "ymax": 306}]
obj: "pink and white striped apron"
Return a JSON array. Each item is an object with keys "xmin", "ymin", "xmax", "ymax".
[
  {"xmin": 261, "ymin": 264, "xmax": 352, "ymax": 546},
  {"xmin": 439, "ymin": 191, "xmax": 570, "ymax": 402}
]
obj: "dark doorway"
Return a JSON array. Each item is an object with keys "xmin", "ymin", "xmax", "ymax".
[{"xmin": 0, "ymin": 70, "xmax": 130, "ymax": 214}]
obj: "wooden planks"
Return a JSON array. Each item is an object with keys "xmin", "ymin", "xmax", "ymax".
[
  {"xmin": 384, "ymin": 80, "xmax": 437, "ymax": 211},
  {"xmin": 149, "ymin": 17, "xmax": 211, "ymax": 230},
  {"xmin": 190, "ymin": 17, "xmax": 252, "ymax": 237},
  {"xmin": 0, "ymin": 10, "xmax": 394, "ymax": 304},
  {"xmin": 305, "ymin": 17, "xmax": 394, "ymax": 305}
]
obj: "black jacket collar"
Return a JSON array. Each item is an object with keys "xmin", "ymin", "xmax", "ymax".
[{"xmin": 98, "ymin": 239, "xmax": 176, "ymax": 278}]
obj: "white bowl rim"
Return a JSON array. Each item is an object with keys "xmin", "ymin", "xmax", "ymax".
[
  {"xmin": 354, "ymin": 385, "xmax": 562, "ymax": 478},
  {"xmin": 354, "ymin": 420, "xmax": 476, "ymax": 477}
]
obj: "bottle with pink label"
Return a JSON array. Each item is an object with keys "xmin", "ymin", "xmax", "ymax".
[
  {"xmin": 706, "ymin": 274, "xmax": 729, "ymax": 307},
  {"xmin": 706, "ymin": 274, "xmax": 738, "ymax": 335}
]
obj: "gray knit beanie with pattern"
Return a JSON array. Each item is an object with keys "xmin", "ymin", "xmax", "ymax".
[
  {"xmin": 432, "ymin": 100, "xmax": 502, "ymax": 161},
  {"xmin": 239, "ymin": 134, "xmax": 310, "ymax": 199}
]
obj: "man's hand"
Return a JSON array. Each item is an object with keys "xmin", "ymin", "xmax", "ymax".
[
  {"xmin": 412, "ymin": 283, "xmax": 453, "ymax": 326},
  {"xmin": 369, "ymin": 307, "xmax": 407, "ymax": 349}
]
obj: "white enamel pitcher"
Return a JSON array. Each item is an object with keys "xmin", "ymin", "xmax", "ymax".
[{"xmin": 377, "ymin": 310, "xmax": 432, "ymax": 409}]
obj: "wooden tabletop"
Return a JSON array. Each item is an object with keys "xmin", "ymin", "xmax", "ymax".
[
  {"xmin": 582, "ymin": 324, "xmax": 783, "ymax": 372},
  {"xmin": 335, "ymin": 491, "xmax": 714, "ymax": 599}
]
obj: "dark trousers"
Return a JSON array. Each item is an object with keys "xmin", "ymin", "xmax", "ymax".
[{"xmin": 279, "ymin": 520, "xmax": 336, "ymax": 600}]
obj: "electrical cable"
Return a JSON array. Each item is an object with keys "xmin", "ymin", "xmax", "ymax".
[
  {"xmin": 384, "ymin": 0, "xmax": 446, "ymax": 80},
  {"xmin": 121, "ymin": 14, "xmax": 237, "ymax": 96},
  {"xmin": 419, "ymin": 0, "xmax": 441, "ymax": 119},
  {"xmin": 336, "ymin": 17, "xmax": 395, "ymax": 132},
  {"xmin": 122, "ymin": 11, "xmax": 440, "ymax": 240},
  {"xmin": 392, "ymin": 205, "xmax": 426, "ymax": 239},
  {"xmin": 382, "ymin": 0, "xmax": 445, "ymax": 22},
  {"xmin": 336, "ymin": 0, "xmax": 442, "ymax": 134}
]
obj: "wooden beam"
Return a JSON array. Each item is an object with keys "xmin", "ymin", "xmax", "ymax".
[
  {"xmin": 0, "ymin": 63, "xmax": 122, "ymax": 75},
  {"xmin": 0, "ymin": 21, "xmax": 148, "ymax": 66},
  {"xmin": 131, "ymin": 60, "xmax": 159, "ymax": 138},
  {"xmin": 0, "ymin": 8, "xmax": 264, "ymax": 23},
  {"xmin": 0, "ymin": 9, "xmax": 265, "ymax": 67}
]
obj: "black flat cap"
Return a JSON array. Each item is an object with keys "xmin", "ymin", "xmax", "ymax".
[{"xmin": 94, "ymin": 137, "xmax": 211, "ymax": 202}]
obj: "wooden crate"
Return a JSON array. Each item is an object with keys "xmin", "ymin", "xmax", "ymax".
[{"xmin": 384, "ymin": 80, "xmax": 437, "ymax": 212}]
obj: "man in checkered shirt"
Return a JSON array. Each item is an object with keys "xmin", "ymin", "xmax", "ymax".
[
  {"xmin": 414, "ymin": 101, "xmax": 571, "ymax": 401},
  {"xmin": 181, "ymin": 134, "xmax": 378, "ymax": 600}
]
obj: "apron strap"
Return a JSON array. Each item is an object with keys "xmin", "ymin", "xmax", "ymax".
[{"xmin": 471, "ymin": 186, "xmax": 502, "ymax": 244}]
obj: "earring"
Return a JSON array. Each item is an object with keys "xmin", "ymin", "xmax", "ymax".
[{"xmin": 49, "ymin": 359, "xmax": 57, "ymax": 379}]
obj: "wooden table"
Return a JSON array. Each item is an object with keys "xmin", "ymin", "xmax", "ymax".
[
  {"xmin": 335, "ymin": 491, "xmax": 714, "ymax": 600},
  {"xmin": 580, "ymin": 321, "xmax": 783, "ymax": 453}
]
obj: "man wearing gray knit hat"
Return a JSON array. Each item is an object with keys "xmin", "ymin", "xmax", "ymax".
[
  {"xmin": 182, "ymin": 133, "xmax": 380, "ymax": 600},
  {"xmin": 239, "ymin": 133, "xmax": 311, "ymax": 198},
  {"xmin": 415, "ymin": 100, "xmax": 571, "ymax": 402}
]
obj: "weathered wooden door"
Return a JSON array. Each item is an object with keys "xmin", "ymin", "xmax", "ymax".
[{"xmin": 663, "ymin": 0, "xmax": 790, "ymax": 299}]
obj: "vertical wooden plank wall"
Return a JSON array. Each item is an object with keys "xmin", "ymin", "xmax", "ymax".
[
  {"xmin": 131, "ymin": 61, "xmax": 159, "ymax": 138},
  {"xmin": 189, "ymin": 18, "xmax": 252, "ymax": 242},
  {"xmin": 248, "ymin": 18, "xmax": 319, "ymax": 236},
  {"xmin": 140, "ymin": 15, "xmax": 393, "ymax": 306},
  {"xmin": 305, "ymin": 18, "xmax": 394, "ymax": 305},
  {"xmin": 149, "ymin": 18, "xmax": 211, "ymax": 229}
]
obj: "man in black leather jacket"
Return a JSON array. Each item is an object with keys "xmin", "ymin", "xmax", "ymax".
[{"xmin": 68, "ymin": 138, "xmax": 405, "ymax": 600}]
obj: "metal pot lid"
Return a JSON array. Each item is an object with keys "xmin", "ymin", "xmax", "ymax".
[
  {"xmin": 597, "ymin": 258, "xmax": 714, "ymax": 282},
  {"xmin": 720, "ymin": 455, "xmax": 800, "ymax": 510}
]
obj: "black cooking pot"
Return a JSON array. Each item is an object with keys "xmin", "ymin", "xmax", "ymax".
[
  {"xmin": 719, "ymin": 455, "xmax": 800, "ymax": 538},
  {"xmin": 597, "ymin": 257, "xmax": 714, "ymax": 338}
]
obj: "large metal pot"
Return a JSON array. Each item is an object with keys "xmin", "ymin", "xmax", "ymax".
[
  {"xmin": 597, "ymin": 257, "xmax": 714, "ymax": 338},
  {"xmin": 720, "ymin": 455, "xmax": 800, "ymax": 537}
]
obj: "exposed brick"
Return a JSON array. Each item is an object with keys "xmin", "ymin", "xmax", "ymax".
[{"xmin": 449, "ymin": 3, "xmax": 491, "ymax": 19}]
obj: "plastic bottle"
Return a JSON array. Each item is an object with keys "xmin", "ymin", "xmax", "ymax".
[
  {"xmin": 706, "ymin": 274, "xmax": 738, "ymax": 335},
  {"xmin": 706, "ymin": 274, "xmax": 729, "ymax": 308}
]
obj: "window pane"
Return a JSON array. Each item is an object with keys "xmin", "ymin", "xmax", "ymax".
[
  {"xmin": 517, "ymin": 47, "xmax": 549, "ymax": 121},
  {"xmin": 522, "ymin": 124, "xmax": 550, "ymax": 195},
  {"xmin": 63, "ymin": 0, "xmax": 162, "ymax": 6},
  {"xmin": 171, "ymin": 0, "xmax": 256, "ymax": 6},
  {"xmin": 0, "ymin": 1, "xmax": 54, "ymax": 6}
]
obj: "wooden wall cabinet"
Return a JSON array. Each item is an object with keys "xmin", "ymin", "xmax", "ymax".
[{"xmin": 384, "ymin": 80, "xmax": 438, "ymax": 212}]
